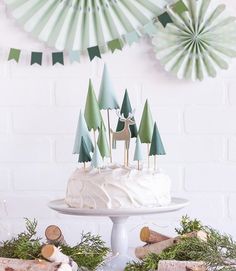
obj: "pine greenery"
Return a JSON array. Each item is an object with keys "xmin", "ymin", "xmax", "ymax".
[
  {"xmin": 0, "ymin": 219, "xmax": 109, "ymax": 270},
  {"xmin": 125, "ymin": 216, "xmax": 236, "ymax": 271}
]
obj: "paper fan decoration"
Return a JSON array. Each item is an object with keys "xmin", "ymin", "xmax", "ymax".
[
  {"xmin": 5, "ymin": 0, "xmax": 171, "ymax": 52},
  {"xmin": 152, "ymin": 0, "xmax": 236, "ymax": 81}
]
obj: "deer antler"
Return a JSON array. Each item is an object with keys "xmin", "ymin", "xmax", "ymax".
[{"xmin": 128, "ymin": 109, "xmax": 136, "ymax": 119}]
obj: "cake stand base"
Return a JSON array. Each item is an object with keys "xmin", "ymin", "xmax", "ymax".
[{"xmin": 48, "ymin": 198, "xmax": 189, "ymax": 271}]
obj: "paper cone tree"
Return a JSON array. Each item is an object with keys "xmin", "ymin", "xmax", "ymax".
[
  {"xmin": 139, "ymin": 100, "xmax": 154, "ymax": 143},
  {"xmin": 97, "ymin": 122, "xmax": 110, "ymax": 159},
  {"xmin": 116, "ymin": 89, "xmax": 137, "ymax": 138},
  {"xmin": 84, "ymin": 79, "xmax": 103, "ymax": 131},
  {"xmin": 134, "ymin": 135, "xmax": 143, "ymax": 161},
  {"xmin": 91, "ymin": 143, "xmax": 103, "ymax": 169},
  {"xmin": 98, "ymin": 64, "xmax": 119, "ymax": 110},
  {"xmin": 149, "ymin": 122, "xmax": 166, "ymax": 156},
  {"xmin": 78, "ymin": 136, "xmax": 92, "ymax": 163},
  {"xmin": 73, "ymin": 110, "xmax": 94, "ymax": 154}
]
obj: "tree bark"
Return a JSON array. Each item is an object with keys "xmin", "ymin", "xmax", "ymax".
[
  {"xmin": 158, "ymin": 260, "xmax": 206, "ymax": 271},
  {"xmin": 0, "ymin": 258, "xmax": 59, "ymax": 271}
]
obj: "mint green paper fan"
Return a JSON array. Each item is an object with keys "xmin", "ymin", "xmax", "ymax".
[
  {"xmin": 5, "ymin": 0, "xmax": 171, "ymax": 52},
  {"xmin": 152, "ymin": 0, "xmax": 236, "ymax": 81}
]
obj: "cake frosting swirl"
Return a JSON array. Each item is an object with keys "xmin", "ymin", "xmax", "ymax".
[{"xmin": 65, "ymin": 165, "xmax": 171, "ymax": 209}]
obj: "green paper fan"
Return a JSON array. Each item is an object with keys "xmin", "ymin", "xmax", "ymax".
[
  {"xmin": 5, "ymin": 0, "xmax": 170, "ymax": 52},
  {"xmin": 152, "ymin": 0, "xmax": 236, "ymax": 81}
]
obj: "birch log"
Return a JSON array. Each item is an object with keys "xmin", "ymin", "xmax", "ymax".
[
  {"xmin": 158, "ymin": 260, "xmax": 206, "ymax": 271},
  {"xmin": 0, "ymin": 258, "xmax": 59, "ymax": 271},
  {"xmin": 135, "ymin": 237, "xmax": 178, "ymax": 259},
  {"xmin": 140, "ymin": 227, "xmax": 170, "ymax": 244}
]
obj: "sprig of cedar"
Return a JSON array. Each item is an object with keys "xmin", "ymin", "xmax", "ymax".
[
  {"xmin": 0, "ymin": 219, "xmax": 109, "ymax": 271},
  {"xmin": 125, "ymin": 216, "xmax": 236, "ymax": 271}
]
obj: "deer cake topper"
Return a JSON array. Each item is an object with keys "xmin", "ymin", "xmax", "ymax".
[
  {"xmin": 110, "ymin": 110, "xmax": 135, "ymax": 166},
  {"xmin": 73, "ymin": 64, "xmax": 166, "ymax": 170}
]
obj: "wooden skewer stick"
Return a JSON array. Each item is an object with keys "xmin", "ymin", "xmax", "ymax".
[
  {"xmin": 107, "ymin": 109, "xmax": 112, "ymax": 163},
  {"xmin": 127, "ymin": 144, "xmax": 129, "ymax": 167},
  {"xmin": 83, "ymin": 162, "xmax": 86, "ymax": 170},
  {"xmin": 124, "ymin": 144, "xmax": 126, "ymax": 167},
  {"xmin": 138, "ymin": 160, "xmax": 140, "ymax": 170},
  {"xmin": 154, "ymin": 155, "xmax": 157, "ymax": 171},
  {"xmin": 147, "ymin": 143, "xmax": 150, "ymax": 168}
]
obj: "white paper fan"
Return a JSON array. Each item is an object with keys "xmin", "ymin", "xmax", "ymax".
[
  {"xmin": 5, "ymin": 0, "xmax": 170, "ymax": 52},
  {"xmin": 152, "ymin": 0, "xmax": 236, "ymax": 81}
]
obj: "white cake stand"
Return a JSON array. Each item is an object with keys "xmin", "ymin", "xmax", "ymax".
[{"xmin": 48, "ymin": 197, "xmax": 189, "ymax": 271}]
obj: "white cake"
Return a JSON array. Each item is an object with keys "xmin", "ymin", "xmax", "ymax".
[{"xmin": 65, "ymin": 165, "xmax": 171, "ymax": 209}]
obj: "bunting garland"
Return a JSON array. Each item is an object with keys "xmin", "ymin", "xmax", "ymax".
[{"xmin": 2, "ymin": 0, "xmax": 187, "ymax": 66}]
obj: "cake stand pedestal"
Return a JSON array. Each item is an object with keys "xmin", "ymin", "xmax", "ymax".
[{"xmin": 48, "ymin": 197, "xmax": 189, "ymax": 271}]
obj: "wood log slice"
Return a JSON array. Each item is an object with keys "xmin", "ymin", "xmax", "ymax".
[
  {"xmin": 0, "ymin": 258, "xmax": 59, "ymax": 271},
  {"xmin": 158, "ymin": 260, "xmax": 206, "ymax": 271}
]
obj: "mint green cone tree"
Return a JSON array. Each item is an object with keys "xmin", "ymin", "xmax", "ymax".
[
  {"xmin": 98, "ymin": 64, "xmax": 119, "ymax": 163},
  {"xmin": 149, "ymin": 122, "xmax": 166, "ymax": 170},
  {"xmin": 91, "ymin": 143, "xmax": 103, "ymax": 170},
  {"xmin": 116, "ymin": 89, "xmax": 137, "ymax": 138},
  {"xmin": 138, "ymin": 99, "xmax": 154, "ymax": 167},
  {"xmin": 98, "ymin": 64, "xmax": 119, "ymax": 110},
  {"xmin": 84, "ymin": 79, "xmax": 103, "ymax": 132},
  {"xmin": 97, "ymin": 122, "xmax": 110, "ymax": 159},
  {"xmin": 133, "ymin": 135, "xmax": 143, "ymax": 170},
  {"xmin": 79, "ymin": 136, "xmax": 92, "ymax": 168},
  {"xmin": 73, "ymin": 110, "xmax": 94, "ymax": 154}
]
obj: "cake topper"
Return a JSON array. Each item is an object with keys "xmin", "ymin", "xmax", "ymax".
[
  {"xmin": 73, "ymin": 110, "xmax": 94, "ymax": 154},
  {"xmin": 97, "ymin": 122, "xmax": 110, "ymax": 160},
  {"xmin": 149, "ymin": 122, "xmax": 166, "ymax": 170},
  {"xmin": 139, "ymin": 99, "xmax": 154, "ymax": 168},
  {"xmin": 116, "ymin": 90, "xmax": 137, "ymax": 138},
  {"xmin": 98, "ymin": 64, "xmax": 120, "ymax": 163},
  {"xmin": 91, "ymin": 143, "xmax": 103, "ymax": 172},
  {"xmin": 84, "ymin": 79, "xmax": 104, "ymax": 144},
  {"xmin": 111, "ymin": 110, "xmax": 135, "ymax": 167},
  {"xmin": 134, "ymin": 135, "xmax": 143, "ymax": 170},
  {"xmin": 78, "ymin": 136, "xmax": 92, "ymax": 169}
]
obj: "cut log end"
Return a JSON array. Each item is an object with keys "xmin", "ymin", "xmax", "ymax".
[
  {"xmin": 45, "ymin": 225, "xmax": 62, "ymax": 242},
  {"xmin": 42, "ymin": 244, "xmax": 55, "ymax": 259},
  {"xmin": 140, "ymin": 227, "xmax": 170, "ymax": 244}
]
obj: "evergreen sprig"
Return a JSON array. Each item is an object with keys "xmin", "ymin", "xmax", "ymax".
[
  {"xmin": 60, "ymin": 232, "xmax": 110, "ymax": 270},
  {"xmin": 0, "ymin": 219, "xmax": 109, "ymax": 270},
  {"xmin": 125, "ymin": 216, "xmax": 236, "ymax": 271},
  {"xmin": 0, "ymin": 218, "xmax": 41, "ymax": 259}
]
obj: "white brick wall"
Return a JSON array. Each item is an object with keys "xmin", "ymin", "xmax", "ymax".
[{"xmin": 0, "ymin": 0, "xmax": 236, "ymax": 248}]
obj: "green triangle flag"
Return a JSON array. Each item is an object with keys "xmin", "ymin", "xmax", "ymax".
[
  {"xmin": 139, "ymin": 99, "xmax": 154, "ymax": 143},
  {"xmin": 134, "ymin": 135, "xmax": 143, "ymax": 161},
  {"xmin": 125, "ymin": 31, "xmax": 140, "ymax": 45},
  {"xmin": 97, "ymin": 122, "xmax": 110, "ymax": 159},
  {"xmin": 84, "ymin": 79, "xmax": 103, "ymax": 131},
  {"xmin": 143, "ymin": 21, "xmax": 157, "ymax": 36},
  {"xmin": 98, "ymin": 64, "xmax": 120, "ymax": 110},
  {"xmin": 69, "ymin": 50, "xmax": 80, "ymax": 63},
  {"xmin": 78, "ymin": 136, "xmax": 92, "ymax": 163},
  {"xmin": 88, "ymin": 46, "xmax": 101, "ymax": 61},
  {"xmin": 52, "ymin": 52, "xmax": 64, "ymax": 65},
  {"xmin": 172, "ymin": 0, "xmax": 188, "ymax": 14},
  {"xmin": 8, "ymin": 48, "xmax": 21, "ymax": 63},
  {"xmin": 149, "ymin": 122, "xmax": 166, "ymax": 156},
  {"xmin": 31, "ymin": 52, "xmax": 42, "ymax": 65},
  {"xmin": 158, "ymin": 12, "xmax": 173, "ymax": 27},
  {"xmin": 116, "ymin": 90, "xmax": 137, "ymax": 138},
  {"xmin": 108, "ymin": 39, "xmax": 123, "ymax": 53},
  {"xmin": 91, "ymin": 143, "xmax": 103, "ymax": 169},
  {"xmin": 73, "ymin": 110, "xmax": 94, "ymax": 154}
]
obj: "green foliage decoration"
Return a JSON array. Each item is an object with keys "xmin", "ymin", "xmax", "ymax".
[{"xmin": 125, "ymin": 215, "xmax": 236, "ymax": 271}]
